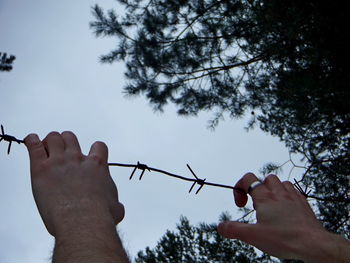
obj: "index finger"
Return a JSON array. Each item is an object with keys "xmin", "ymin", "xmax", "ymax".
[
  {"xmin": 233, "ymin": 172, "xmax": 269, "ymax": 207},
  {"xmin": 24, "ymin": 133, "xmax": 48, "ymax": 162},
  {"xmin": 88, "ymin": 141, "xmax": 108, "ymax": 164}
]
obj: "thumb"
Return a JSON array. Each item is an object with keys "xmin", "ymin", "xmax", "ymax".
[
  {"xmin": 112, "ymin": 202, "xmax": 125, "ymax": 225},
  {"xmin": 218, "ymin": 221, "xmax": 256, "ymax": 243}
]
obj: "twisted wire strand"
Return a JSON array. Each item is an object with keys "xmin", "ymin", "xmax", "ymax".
[
  {"xmin": 108, "ymin": 162, "xmax": 245, "ymax": 194},
  {"xmin": 1, "ymin": 124, "xmax": 349, "ymax": 203},
  {"xmin": 0, "ymin": 125, "xmax": 24, "ymax": 154}
]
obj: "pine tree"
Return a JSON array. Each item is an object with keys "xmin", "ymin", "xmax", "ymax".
[
  {"xmin": 90, "ymin": 0, "xmax": 350, "ymax": 237},
  {"xmin": 135, "ymin": 213, "xmax": 277, "ymax": 263}
]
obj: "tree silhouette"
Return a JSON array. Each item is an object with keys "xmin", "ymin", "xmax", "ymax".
[
  {"xmin": 91, "ymin": 0, "xmax": 350, "ymax": 237},
  {"xmin": 135, "ymin": 213, "xmax": 278, "ymax": 263}
]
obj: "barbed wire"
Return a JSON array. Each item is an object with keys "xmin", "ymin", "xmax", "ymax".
[
  {"xmin": 0, "ymin": 125, "xmax": 24, "ymax": 154},
  {"xmin": 1, "ymin": 124, "xmax": 349, "ymax": 203},
  {"xmin": 108, "ymin": 162, "xmax": 245, "ymax": 194}
]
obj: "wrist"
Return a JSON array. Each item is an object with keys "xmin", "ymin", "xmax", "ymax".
[
  {"xmin": 53, "ymin": 227, "xmax": 127, "ymax": 263},
  {"xmin": 54, "ymin": 208, "xmax": 116, "ymax": 239},
  {"xmin": 298, "ymin": 229, "xmax": 344, "ymax": 263},
  {"xmin": 50, "ymin": 198, "xmax": 116, "ymax": 236},
  {"xmin": 53, "ymin": 212, "xmax": 122, "ymax": 263}
]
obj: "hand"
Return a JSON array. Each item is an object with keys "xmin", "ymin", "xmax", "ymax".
[
  {"xmin": 25, "ymin": 131, "xmax": 125, "ymax": 237},
  {"xmin": 217, "ymin": 173, "xmax": 332, "ymax": 261}
]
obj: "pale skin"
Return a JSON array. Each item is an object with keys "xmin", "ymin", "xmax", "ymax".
[
  {"xmin": 25, "ymin": 131, "xmax": 350, "ymax": 262},
  {"xmin": 217, "ymin": 173, "xmax": 350, "ymax": 262},
  {"xmin": 25, "ymin": 131, "xmax": 129, "ymax": 263}
]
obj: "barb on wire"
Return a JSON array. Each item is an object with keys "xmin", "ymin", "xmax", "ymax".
[
  {"xmin": 0, "ymin": 125, "xmax": 24, "ymax": 154},
  {"xmin": 108, "ymin": 162, "xmax": 245, "ymax": 195},
  {"xmin": 129, "ymin": 162, "xmax": 151, "ymax": 180},
  {"xmin": 2, "ymin": 126, "xmax": 349, "ymax": 203},
  {"xmin": 187, "ymin": 164, "xmax": 206, "ymax": 194},
  {"xmin": 293, "ymin": 179, "xmax": 312, "ymax": 198}
]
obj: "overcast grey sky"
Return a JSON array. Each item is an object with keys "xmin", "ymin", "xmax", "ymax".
[{"xmin": 0, "ymin": 1, "xmax": 298, "ymax": 262}]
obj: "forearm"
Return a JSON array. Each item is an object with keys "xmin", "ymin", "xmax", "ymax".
[
  {"xmin": 299, "ymin": 230, "xmax": 350, "ymax": 263},
  {"xmin": 52, "ymin": 216, "xmax": 130, "ymax": 263}
]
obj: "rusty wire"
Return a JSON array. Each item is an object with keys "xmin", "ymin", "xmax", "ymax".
[{"xmin": 1, "ymin": 124, "xmax": 349, "ymax": 203}]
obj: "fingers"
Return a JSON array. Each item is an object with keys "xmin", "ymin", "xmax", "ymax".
[
  {"xmin": 88, "ymin": 141, "xmax": 108, "ymax": 164},
  {"xmin": 233, "ymin": 172, "xmax": 269, "ymax": 207},
  {"xmin": 26, "ymin": 131, "xmax": 106, "ymax": 163},
  {"xmin": 217, "ymin": 221, "xmax": 258, "ymax": 243},
  {"xmin": 233, "ymin": 173, "xmax": 304, "ymax": 208},
  {"xmin": 264, "ymin": 174, "xmax": 285, "ymax": 193},
  {"xmin": 283, "ymin": 181, "xmax": 298, "ymax": 194},
  {"xmin": 61, "ymin": 131, "xmax": 82, "ymax": 154},
  {"xmin": 33, "ymin": 131, "xmax": 82, "ymax": 158},
  {"xmin": 283, "ymin": 181, "xmax": 307, "ymax": 199},
  {"xmin": 217, "ymin": 221, "xmax": 285, "ymax": 258},
  {"xmin": 42, "ymin": 132, "xmax": 65, "ymax": 157},
  {"xmin": 24, "ymin": 133, "xmax": 48, "ymax": 162}
]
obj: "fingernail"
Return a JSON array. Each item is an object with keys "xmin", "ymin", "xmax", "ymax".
[{"xmin": 24, "ymin": 133, "xmax": 40, "ymax": 145}]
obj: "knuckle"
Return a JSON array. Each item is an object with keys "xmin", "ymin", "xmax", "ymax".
[
  {"xmin": 255, "ymin": 191, "xmax": 278, "ymax": 203},
  {"xmin": 264, "ymin": 190, "xmax": 278, "ymax": 201},
  {"xmin": 282, "ymin": 181, "xmax": 294, "ymax": 188},
  {"xmin": 71, "ymin": 152, "xmax": 83, "ymax": 162},
  {"xmin": 281, "ymin": 193, "xmax": 294, "ymax": 200},
  {"xmin": 264, "ymin": 174, "xmax": 278, "ymax": 181},
  {"xmin": 88, "ymin": 154, "xmax": 105, "ymax": 165},
  {"xmin": 33, "ymin": 159, "xmax": 50, "ymax": 174}
]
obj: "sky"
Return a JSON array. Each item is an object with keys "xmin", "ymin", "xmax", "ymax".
[{"xmin": 0, "ymin": 1, "xmax": 299, "ymax": 262}]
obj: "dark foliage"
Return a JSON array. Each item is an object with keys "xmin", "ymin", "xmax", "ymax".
[
  {"xmin": 0, "ymin": 52, "xmax": 16, "ymax": 72},
  {"xmin": 135, "ymin": 213, "xmax": 276, "ymax": 263},
  {"xmin": 91, "ymin": 0, "xmax": 350, "ymax": 238}
]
